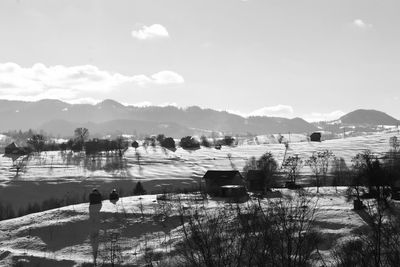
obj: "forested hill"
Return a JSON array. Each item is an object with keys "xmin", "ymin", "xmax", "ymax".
[{"xmin": 0, "ymin": 99, "xmax": 316, "ymax": 137}]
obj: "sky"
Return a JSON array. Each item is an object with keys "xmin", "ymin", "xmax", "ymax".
[{"xmin": 0, "ymin": 0, "xmax": 399, "ymax": 122}]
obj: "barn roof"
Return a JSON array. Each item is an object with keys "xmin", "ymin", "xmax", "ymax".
[
  {"xmin": 5, "ymin": 142, "xmax": 18, "ymax": 149},
  {"xmin": 203, "ymin": 170, "xmax": 242, "ymax": 180}
]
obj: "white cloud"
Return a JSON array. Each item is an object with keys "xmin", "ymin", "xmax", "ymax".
[
  {"xmin": 353, "ymin": 19, "xmax": 372, "ymax": 29},
  {"xmin": 151, "ymin": 71, "xmax": 184, "ymax": 85},
  {"xmin": 0, "ymin": 62, "xmax": 184, "ymax": 102},
  {"xmin": 131, "ymin": 24, "xmax": 169, "ymax": 40},
  {"xmin": 249, "ymin": 105, "xmax": 294, "ymax": 117},
  {"xmin": 68, "ymin": 98, "xmax": 99, "ymax": 105},
  {"xmin": 302, "ymin": 110, "xmax": 346, "ymax": 122}
]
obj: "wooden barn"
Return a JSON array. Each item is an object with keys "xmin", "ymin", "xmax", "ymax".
[
  {"xmin": 4, "ymin": 142, "xmax": 28, "ymax": 155},
  {"xmin": 5, "ymin": 142, "xmax": 18, "ymax": 154},
  {"xmin": 310, "ymin": 132, "xmax": 322, "ymax": 142},
  {"xmin": 246, "ymin": 170, "xmax": 266, "ymax": 192},
  {"xmin": 203, "ymin": 170, "xmax": 245, "ymax": 196}
]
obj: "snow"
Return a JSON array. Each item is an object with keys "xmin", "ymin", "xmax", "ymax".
[
  {"xmin": 0, "ymin": 132, "xmax": 397, "ymax": 184},
  {"xmin": 0, "ymin": 131, "xmax": 398, "ymax": 265},
  {"xmin": 0, "ymin": 132, "xmax": 397, "ymax": 210},
  {"xmin": 0, "ymin": 188, "xmax": 367, "ymax": 266}
]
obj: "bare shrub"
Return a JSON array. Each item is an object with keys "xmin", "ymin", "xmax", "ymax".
[
  {"xmin": 306, "ymin": 150, "xmax": 334, "ymax": 193},
  {"xmin": 175, "ymin": 193, "xmax": 320, "ymax": 267},
  {"xmin": 282, "ymin": 155, "xmax": 304, "ymax": 186}
]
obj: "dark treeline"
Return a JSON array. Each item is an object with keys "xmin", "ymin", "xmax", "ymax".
[
  {"xmin": 3, "ymin": 128, "xmax": 238, "ymax": 157},
  {"xmin": 0, "ymin": 182, "xmax": 148, "ymax": 221},
  {"xmin": 3, "ymin": 127, "xmax": 131, "ymax": 155}
]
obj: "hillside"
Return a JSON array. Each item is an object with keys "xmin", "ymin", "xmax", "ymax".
[
  {"xmin": 40, "ymin": 119, "xmax": 195, "ymax": 138},
  {"xmin": 339, "ymin": 109, "xmax": 399, "ymax": 125},
  {"xmin": 2, "ymin": 99, "xmax": 399, "ymax": 137},
  {"xmin": 0, "ymin": 131, "xmax": 396, "ymax": 213},
  {"xmin": 0, "ymin": 99, "xmax": 316, "ymax": 137},
  {"xmin": 0, "ymin": 189, "xmax": 365, "ymax": 266},
  {"xmin": 0, "ymin": 131, "xmax": 396, "ymax": 266}
]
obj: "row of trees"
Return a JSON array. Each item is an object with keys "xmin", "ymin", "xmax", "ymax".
[
  {"xmin": 5, "ymin": 128, "xmax": 239, "ymax": 156},
  {"xmin": 142, "ymin": 134, "xmax": 176, "ymax": 151},
  {"xmin": 242, "ymin": 136, "xmax": 400, "ymax": 194},
  {"xmin": 137, "ymin": 134, "xmax": 236, "ymax": 151},
  {"xmin": 6, "ymin": 127, "xmax": 131, "ymax": 156},
  {"xmin": 243, "ymin": 150, "xmax": 335, "ymax": 192}
]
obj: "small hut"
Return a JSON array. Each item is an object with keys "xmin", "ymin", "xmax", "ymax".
[
  {"xmin": 5, "ymin": 142, "xmax": 18, "ymax": 154},
  {"xmin": 4, "ymin": 142, "xmax": 28, "ymax": 155},
  {"xmin": 203, "ymin": 170, "xmax": 245, "ymax": 196},
  {"xmin": 310, "ymin": 132, "xmax": 322, "ymax": 142}
]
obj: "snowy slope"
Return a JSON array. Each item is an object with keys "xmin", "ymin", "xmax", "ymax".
[
  {"xmin": 0, "ymin": 131, "xmax": 397, "ymax": 212},
  {"xmin": 1, "ymin": 132, "xmax": 396, "ymax": 182},
  {"xmin": 0, "ymin": 188, "xmax": 366, "ymax": 266}
]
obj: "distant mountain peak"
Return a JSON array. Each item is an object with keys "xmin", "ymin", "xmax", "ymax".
[
  {"xmin": 96, "ymin": 99, "xmax": 125, "ymax": 108},
  {"xmin": 339, "ymin": 109, "xmax": 399, "ymax": 125}
]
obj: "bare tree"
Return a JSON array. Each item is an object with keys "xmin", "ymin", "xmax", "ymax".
[
  {"xmin": 389, "ymin": 136, "xmax": 399, "ymax": 151},
  {"xmin": 74, "ymin": 127, "xmax": 89, "ymax": 150},
  {"xmin": 27, "ymin": 134, "xmax": 45, "ymax": 153},
  {"xmin": 282, "ymin": 155, "xmax": 304, "ymax": 187},
  {"xmin": 331, "ymin": 157, "xmax": 351, "ymax": 192},
  {"xmin": 176, "ymin": 193, "xmax": 320, "ymax": 267},
  {"xmin": 243, "ymin": 152, "xmax": 279, "ymax": 191},
  {"xmin": 12, "ymin": 154, "xmax": 30, "ymax": 176},
  {"xmin": 306, "ymin": 150, "xmax": 334, "ymax": 193}
]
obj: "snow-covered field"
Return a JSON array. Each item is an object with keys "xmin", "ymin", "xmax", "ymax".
[
  {"xmin": 0, "ymin": 188, "xmax": 367, "ymax": 266},
  {"xmin": 0, "ymin": 131, "xmax": 397, "ymax": 211},
  {"xmin": 0, "ymin": 131, "xmax": 397, "ymax": 182}
]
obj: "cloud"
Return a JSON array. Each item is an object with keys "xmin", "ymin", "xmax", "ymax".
[
  {"xmin": 353, "ymin": 19, "xmax": 372, "ymax": 29},
  {"xmin": 249, "ymin": 105, "xmax": 294, "ymax": 117},
  {"xmin": 130, "ymin": 71, "xmax": 184, "ymax": 86},
  {"xmin": 302, "ymin": 110, "xmax": 346, "ymax": 122},
  {"xmin": 131, "ymin": 24, "xmax": 169, "ymax": 40},
  {"xmin": 151, "ymin": 71, "xmax": 184, "ymax": 85},
  {"xmin": 0, "ymin": 62, "xmax": 184, "ymax": 102},
  {"xmin": 68, "ymin": 98, "xmax": 100, "ymax": 105}
]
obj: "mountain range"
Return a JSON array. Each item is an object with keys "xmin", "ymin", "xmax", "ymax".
[{"xmin": 0, "ymin": 99, "xmax": 398, "ymax": 137}]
